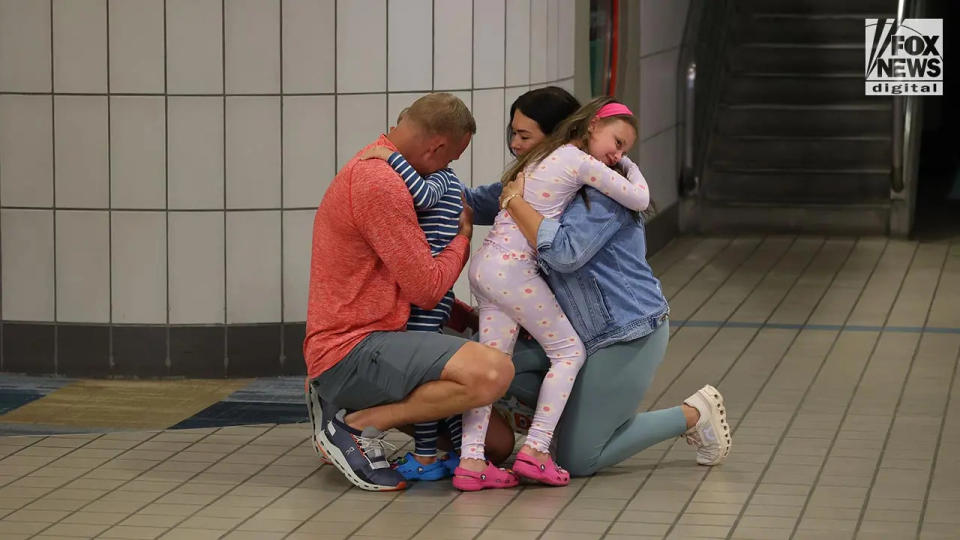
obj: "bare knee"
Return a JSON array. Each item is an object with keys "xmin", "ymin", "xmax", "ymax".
[
  {"xmin": 445, "ymin": 342, "xmax": 515, "ymax": 406},
  {"xmin": 477, "ymin": 349, "xmax": 514, "ymax": 403},
  {"xmin": 467, "ymin": 347, "xmax": 514, "ymax": 405}
]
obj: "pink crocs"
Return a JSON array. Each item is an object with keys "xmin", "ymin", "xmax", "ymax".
[
  {"xmin": 512, "ymin": 452, "xmax": 570, "ymax": 486},
  {"xmin": 452, "ymin": 462, "xmax": 519, "ymax": 491}
]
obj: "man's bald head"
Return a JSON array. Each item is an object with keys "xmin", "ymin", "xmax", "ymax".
[{"xmin": 388, "ymin": 93, "xmax": 476, "ymax": 175}]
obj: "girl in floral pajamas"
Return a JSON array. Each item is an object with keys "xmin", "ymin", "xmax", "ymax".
[{"xmin": 453, "ymin": 97, "xmax": 651, "ymax": 490}]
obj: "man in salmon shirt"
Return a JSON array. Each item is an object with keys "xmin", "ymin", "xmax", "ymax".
[{"xmin": 305, "ymin": 93, "xmax": 514, "ymax": 491}]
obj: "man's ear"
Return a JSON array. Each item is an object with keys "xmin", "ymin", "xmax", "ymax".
[{"xmin": 426, "ymin": 136, "xmax": 446, "ymax": 157}]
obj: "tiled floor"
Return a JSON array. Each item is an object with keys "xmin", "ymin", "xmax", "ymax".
[{"xmin": 1, "ymin": 234, "xmax": 959, "ymax": 539}]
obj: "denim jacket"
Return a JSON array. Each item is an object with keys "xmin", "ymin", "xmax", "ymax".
[{"xmin": 535, "ymin": 187, "xmax": 669, "ymax": 355}]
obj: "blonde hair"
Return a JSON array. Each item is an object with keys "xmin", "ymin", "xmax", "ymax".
[
  {"xmin": 404, "ymin": 93, "xmax": 477, "ymax": 139},
  {"xmin": 500, "ymin": 96, "xmax": 638, "ymax": 186}
]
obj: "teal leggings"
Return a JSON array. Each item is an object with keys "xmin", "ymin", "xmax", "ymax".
[{"xmin": 507, "ymin": 321, "xmax": 687, "ymax": 476}]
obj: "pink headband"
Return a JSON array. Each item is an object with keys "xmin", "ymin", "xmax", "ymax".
[{"xmin": 595, "ymin": 102, "xmax": 633, "ymax": 119}]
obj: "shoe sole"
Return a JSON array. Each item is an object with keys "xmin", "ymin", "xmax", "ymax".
[
  {"xmin": 306, "ymin": 383, "xmax": 329, "ymax": 463},
  {"xmin": 695, "ymin": 384, "xmax": 731, "ymax": 466},
  {"xmin": 314, "ymin": 432, "xmax": 407, "ymax": 492},
  {"xmin": 311, "ymin": 436, "xmax": 332, "ymax": 464}
]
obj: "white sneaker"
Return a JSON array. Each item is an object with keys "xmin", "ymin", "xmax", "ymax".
[{"xmin": 683, "ymin": 384, "xmax": 731, "ymax": 465}]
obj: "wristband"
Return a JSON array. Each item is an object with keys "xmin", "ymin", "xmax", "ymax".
[{"xmin": 500, "ymin": 193, "xmax": 521, "ymax": 210}]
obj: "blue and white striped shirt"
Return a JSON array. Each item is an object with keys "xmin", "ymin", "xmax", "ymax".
[{"xmin": 387, "ymin": 152, "xmax": 464, "ymax": 331}]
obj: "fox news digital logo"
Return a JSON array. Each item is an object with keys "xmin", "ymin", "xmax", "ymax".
[{"xmin": 865, "ymin": 18, "xmax": 943, "ymax": 95}]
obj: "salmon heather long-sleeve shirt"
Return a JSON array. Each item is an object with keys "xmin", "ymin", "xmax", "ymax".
[{"xmin": 303, "ymin": 135, "xmax": 470, "ymax": 379}]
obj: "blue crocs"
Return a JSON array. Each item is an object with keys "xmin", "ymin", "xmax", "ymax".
[
  {"xmin": 439, "ymin": 452, "xmax": 460, "ymax": 474},
  {"xmin": 392, "ymin": 452, "xmax": 451, "ymax": 481}
]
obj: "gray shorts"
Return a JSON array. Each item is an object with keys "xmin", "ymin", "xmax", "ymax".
[{"xmin": 310, "ymin": 331, "xmax": 468, "ymax": 412}]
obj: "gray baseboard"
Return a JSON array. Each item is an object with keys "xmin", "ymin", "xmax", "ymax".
[
  {"xmin": 0, "ymin": 322, "xmax": 307, "ymax": 378},
  {"xmin": 645, "ymin": 202, "xmax": 680, "ymax": 256}
]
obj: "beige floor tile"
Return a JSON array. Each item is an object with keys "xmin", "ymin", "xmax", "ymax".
[
  {"xmin": 222, "ymin": 532, "xmax": 286, "ymax": 540},
  {"xmin": 730, "ymin": 525, "xmax": 794, "ymax": 540},
  {"xmin": 177, "ymin": 515, "xmax": 245, "ymax": 530},
  {"xmin": 158, "ymin": 528, "xmax": 227, "ymax": 540},
  {"xmin": 475, "ymin": 530, "xmax": 541, "ymax": 540},
  {"xmin": 118, "ymin": 513, "xmax": 184, "ymax": 528},
  {"xmin": 540, "ymin": 532, "xmax": 607, "ymax": 540},
  {"xmin": 0, "ymin": 520, "xmax": 51, "ymax": 535},
  {"xmin": 37, "ymin": 522, "xmax": 111, "ymax": 537},
  {"xmin": 235, "ymin": 517, "xmax": 305, "ymax": 533},
  {"xmin": 98, "ymin": 524, "xmax": 169, "ymax": 539},
  {"xmin": 60, "ymin": 512, "xmax": 129, "ymax": 526},
  {"xmin": 607, "ymin": 522, "xmax": 670, "ymax": 536},
  {"xmin": 3, "ymin": 508, "xmax": 71, "ymax": 522},
  {"xmin": 412, "ymin": 525, "xmax": 482, "ymax": 540}
]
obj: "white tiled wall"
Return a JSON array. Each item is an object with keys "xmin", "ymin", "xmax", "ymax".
[
  {"xmin": 0, "ymin": 0, "xmax": 576, "ymax": 325},
  {"xmin": 633, "ymin": 0, "xmax": 691, "ymax": 213},
  {"xmin": 109, "ymin": 0, "xmax": 165, "ymax": 94}
]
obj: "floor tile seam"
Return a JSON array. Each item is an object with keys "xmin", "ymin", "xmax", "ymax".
[
  {"xmin": 535, "ymin": 468, "xmax": 650, "ymax": 540},
  {"xmin": 26, "ymin": 425, "xmax": 293, "ymax": 538},
  {"xmin": 0, "ymin": 432, "xmax": 113, "ymax": 508},
  {"xmin": 662, "ymin": 235, "xmax": 771, "ymax": 319},
  {"xmin": 307, "ymin": 439, "xmax": 415, "ymax": 540},
  {"xmin": 916, "ymin": 339, "xmax": 960, "ymax": 538},
  {"xmin": 656, "ymin": 233, "xmax": 831, "ymax": 419},
  {"xmin": 659, "ymin": 237, "xmax": 739, "ymax": 300},
  {"xmin": 715, "ymin": 237, "xmax": 891, "ymax": 539},
  {"xmin": 645, "ymin": 235, "xmax": 791, "ymax": 412},
  {"xmin": 463, "ymin": 484, "xmax": 526, "ymax": 540},
  {"xmin": 608, "ymin": 236, "xmax": 817, "ymax": 538},
  {"xmin": 668, "ymin": 235, "xmax": 783, "ymax": 324},
  {"xmin": 608, "ymin": 237, "xmax": 856, "ymax": 534},
  {"xmin": 671, "ymin": 320, "xmax": 960, "ymax": 334},
  {"xmin": 658, "ymin": 237, "xmax": 834, "ymax": 538},
  {"xmin": 790, "ymin": 241, "xmax": 923, "ymax": 540},
  {"xmin": 857, "ymin": 240, "xmax": 956, "ymax": 540},
  {"xmin": 167, "ymin": 426, "xmax": 329, "ymax": 537},
  {"xmin": 851, "ymin": 242, "xmax": 937, "ymax": 536},
  {"xmin": 651, "ymin": 237, "xmax": 716, "ymax": 278}
]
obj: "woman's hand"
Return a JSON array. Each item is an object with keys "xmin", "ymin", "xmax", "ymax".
[
  {"xmin": 359, "ymin": 146, "xmax": 394, "ymax": 161},
  {"xmin": 500, "ymin": 172, "xmax": 525, "ymax": 208}
]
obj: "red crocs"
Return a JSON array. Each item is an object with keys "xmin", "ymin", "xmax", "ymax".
[
  {"xmin": 512, "ymin": 452, "xmax": 570, "ymax": 486},
  {"xmin": 452, "ymin": 462, "xmax": 519, "ymax": 491}
]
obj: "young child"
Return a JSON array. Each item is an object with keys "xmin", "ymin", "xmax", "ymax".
[
  {"xmin": 456, "ymin": 97, "xmax": 649, "ymax": 491},
  {"xmin": 354, "ymin": 109, "xmax": 466, "ymax": 481}
]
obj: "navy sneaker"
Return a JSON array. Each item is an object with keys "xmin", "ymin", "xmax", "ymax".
[
  {"xmin": 315, "ymin": 409, "xmax": 408, "ymax": 491},
  {"xmin": 392, "ymin": 452, "xmax": 451, "ymax": 481}
]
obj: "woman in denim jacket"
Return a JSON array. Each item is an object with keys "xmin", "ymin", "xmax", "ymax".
[{"xmin": 475, "ymin": 88, "xmax": 733, "ymax": 476}]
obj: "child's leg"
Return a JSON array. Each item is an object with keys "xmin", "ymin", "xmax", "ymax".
[
  {"xmin": 460, "ymin": 302, "xmax": 519, "ymax": 461},
  {"xmin": 406, "ymin": 299, "xmax": 455, "ymax": 461},
  {"xmin": 488, "ymin": 271, "xmax": 587, "ymax": 455},
  {"xmin": 440, "ymin": 415, "xmax": 463, "ymax": 452}
]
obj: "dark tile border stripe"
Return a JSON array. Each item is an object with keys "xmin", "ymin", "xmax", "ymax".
[{"xmin": 1, "ymin": 322, "xmax": 303, "ymax": 378}]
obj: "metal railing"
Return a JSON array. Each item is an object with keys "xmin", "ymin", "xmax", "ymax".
[
  {"xmin": 677, "ymin": 0, "xmax": 736, "ymax": 196},
  {"xmin": 890, "ymin": 0, "xmax": 924, "ymax": 194}
]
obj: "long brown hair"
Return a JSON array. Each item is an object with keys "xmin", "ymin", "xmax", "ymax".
[{"xmin": 499, "ymin": 96, "xmax": 638, "ymax": 186}]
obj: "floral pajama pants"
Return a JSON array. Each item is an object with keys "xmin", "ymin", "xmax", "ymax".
[{"xmin": 463, "ymin": 240, "xmax": 586, "ymax": 459}]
